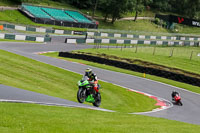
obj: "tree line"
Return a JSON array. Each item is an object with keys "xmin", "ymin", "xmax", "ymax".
[
  {"xmin": 66, "ymin": 0, "xmax": 152, "ymax": 23},
  {"xmin": 66, "ymin": 0, "xmax": 200, "ymax": 23},
  {"xmin": 12, "ymin": 0, "xmax": 200, "ymax": 23}
]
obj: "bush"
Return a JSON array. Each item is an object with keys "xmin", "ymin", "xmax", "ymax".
[{"xmin": 154, "ymin": 18, "xmax": 160, "ymax": 24}]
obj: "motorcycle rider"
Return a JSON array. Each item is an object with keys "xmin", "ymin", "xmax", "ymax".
[
  {"xmin": 171, "ymin": 90, "xmax": 179, "ymax": 101},
  {"xmin": 84, "ymin": 68, "xmax": 99, "ymax": 93}
]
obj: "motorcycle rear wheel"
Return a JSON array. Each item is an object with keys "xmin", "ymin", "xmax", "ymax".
[{"xmin": 178, "ymin": 101, "xmax": 183, "ymax": 106}]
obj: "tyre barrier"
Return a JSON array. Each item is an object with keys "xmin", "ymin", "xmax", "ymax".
[{"xmin": 59, "ymin": 52, "xmax": 200, "ymax": 87}]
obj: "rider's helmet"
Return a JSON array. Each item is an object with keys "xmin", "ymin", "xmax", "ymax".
[
  {"xmin": 172, "ymin": 90, "xmax": 179, "ymax": 96},
  {"xmin": 85, "ymin": 68, "xmax": 92, "ymax": 77},
  {"xmin": 172, "ymin": 90, "xmax": 176, "ymax": 93}
]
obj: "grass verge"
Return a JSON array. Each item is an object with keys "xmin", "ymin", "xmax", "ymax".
[
  {"xmin": 0, "ymin": 49, "xmax": 158, "ymax": 113},
  {"xmin": 0, "ymin": 102, "xmax": 200, "ymax": 133},
  {"xmin": 97, "ymin": 19, "xmax": 169, "ymax": 33},
  {"xmin": 0, "ymin": 39, "xmax": 41, "ymax": 43}
]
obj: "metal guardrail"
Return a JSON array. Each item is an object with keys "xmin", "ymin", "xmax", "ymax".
[{"xmin": 87, "ymin": 28, "xmax": 200, "ymax": 37}]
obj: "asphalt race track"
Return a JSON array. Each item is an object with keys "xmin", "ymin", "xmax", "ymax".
[
  {"xmin": 0, "ymin": 41, "xmax": 200, "ymax": 125},
  {"xmin": 0, "ymin": 84, "xmax": 113, "ymax": 112}
]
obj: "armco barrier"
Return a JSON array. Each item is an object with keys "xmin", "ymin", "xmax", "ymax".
[
  {"xmin": 0, "ymin": 33, "xmax": 51, "ymax": 42},
  {"xmin": 66, "ymin": 38, "xmax": 199, "ymax": 46},
  {"xmin": 59, "ymin": 52, "xmax": 200, "ymax": 87}
]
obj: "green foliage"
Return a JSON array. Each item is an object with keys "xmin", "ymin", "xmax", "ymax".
[
  {"xmin": 99, "ymin": 0, "xmax": 136, "ymax": 23},
  {"xmin": 152, "ymin": 0, "xmax": 200, "ymax": 19},
  {"xmin": 133, "ymin": 0, "xmax": 152, "ymax": 21},
  {"xmin": 67, "ymin": 0, "xmax": 93, "ymax": 9},
  {"xmin": 0, "ymin": 0, "xmax": 20, "ymax": 6},
  {"xmin": 154, "ymin": 18, "xmax": 160, "ymax": 25},
  {"xmin": 150, "ymin": 0, "xmax": 172, "ymax": 12}
]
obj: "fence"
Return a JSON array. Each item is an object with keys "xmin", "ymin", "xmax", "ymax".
[{"xmin": 65, "ymin": 38, "xmax": 200, "ymax": 47}]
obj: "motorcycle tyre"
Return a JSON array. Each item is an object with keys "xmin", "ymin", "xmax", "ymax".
[
  {"xmin": 77, "ymin": 88, "xmax": 86, "ymax": 103},
  {"xmin": 93, "ymin": 93, "xmax": 101, "ymax": 107},
  {"xmin": 178, "ymin": 101, "xmax": 183, "ymax": 106}
]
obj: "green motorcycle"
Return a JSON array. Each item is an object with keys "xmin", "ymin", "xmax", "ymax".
[{"xmin": 77, "ymin": 79, "xmax": 101, "ymax": 107}]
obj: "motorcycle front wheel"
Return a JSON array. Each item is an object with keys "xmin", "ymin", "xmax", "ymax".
[
  {"xmin": 77, "ymin": 88, "xmax": 86, "ymax": 103},
  {"xmin": 93, "ymin": 93, "xmax": 101, "ymax": 107}
]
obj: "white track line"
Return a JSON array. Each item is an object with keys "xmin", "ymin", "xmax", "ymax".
[{"xmin": 0, "ymin": 99, "xmax": 114, "ymax": 112}]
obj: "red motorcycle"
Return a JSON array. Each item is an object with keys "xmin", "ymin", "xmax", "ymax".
[{"xmin": 172, "ymin": 94, "xmax": 183, "ymax": 106}]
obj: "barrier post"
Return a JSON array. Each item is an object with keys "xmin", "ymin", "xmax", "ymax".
[{"xmin": 190, "ymin": 51, "xmax": 193, "ymax": 60}]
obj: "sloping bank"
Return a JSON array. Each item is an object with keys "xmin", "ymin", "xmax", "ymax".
[{"xmin": 59, "ymin": 51, "xmax": 200, "ymax": 87}]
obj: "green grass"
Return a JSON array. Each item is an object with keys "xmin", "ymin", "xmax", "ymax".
[
  {"xmin": 0, "ymin": 10, "xmax": 33, "ymax": 25},
  {"xmin": 0, "ymin": 102, "xmax": 200, "ymax": 133},
  {"xmin": 0, "ymin": 49, "xmax": 158, "ymax": 113},
  {"xmin": 97, "ymin": 19, "xmax": 169, "ymax": 33},
  {"xmin": 42, "ymin": 50, "xmax": 200, "ymax": 94},
  {"xmin": 76, "ymin": 46, "xmax": 200, "ymax": 74},
  {"xmin": 96, "ymin": 19, "xmax": 200, "ymax": 35},
  {"xmin": 174, "ymin": 24, "xmax": 200, "ymax": 35}
]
